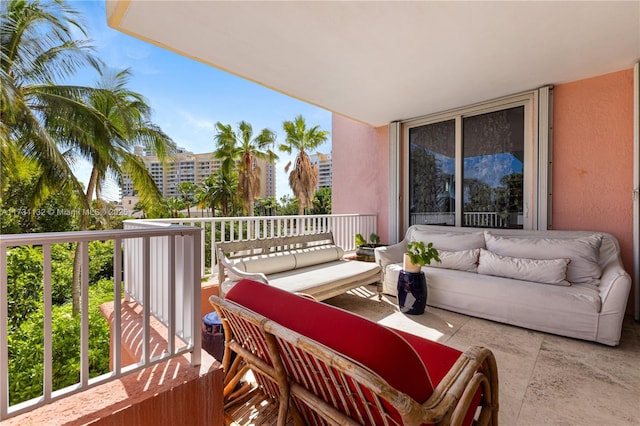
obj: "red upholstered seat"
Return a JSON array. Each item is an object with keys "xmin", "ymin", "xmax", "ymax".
[{"xmin": 225, "ymin": 279, "xmax": 483, "ymax": 425}]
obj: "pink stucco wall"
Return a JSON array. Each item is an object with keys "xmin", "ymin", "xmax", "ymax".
[
  {"xmin": 332, "ymin": 68, "xmax": 635, "ymax": 312},
  {"xmin": 553, "ymin": 69, "xmax": 634, "ymax": 288},
  {"xmin": 332, "ymin": 115, "xmax": 390, "ymax": 243}
]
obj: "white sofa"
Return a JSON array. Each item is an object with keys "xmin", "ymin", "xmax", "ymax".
[{"xmin": 375, "ymin": 225, "xmax": 632, "ymax": 346}]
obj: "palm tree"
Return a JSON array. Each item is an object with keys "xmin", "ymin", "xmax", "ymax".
[
  {"xmin": 213, "ymin": 121, "xmax": 277, "ymax": 216},
  {"xmin": 280, "ymin": 115, "xmax": 329, "ymax": 215},
  {"xmin": 198, "ymin": 170, "xmax": 238, "ymax": 217},
  {"xmin": 65, "ymin": 68, "xmax": 174, "ymax": 314},
  {"xmin": 177, "ymin": 181, "xmax": 197, "ymax": 217},
  {"xmin": 1, "ymin": 0, "xmax": 103, "ymax": 206}
]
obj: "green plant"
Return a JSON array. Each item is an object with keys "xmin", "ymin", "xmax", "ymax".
[
  {"xmin": 406, "ymin": 241, "xmax": 441, "ymax": 266},
  {"xmin": 356, "ymin": 233, "xmax": 381, "ymax": 247}
]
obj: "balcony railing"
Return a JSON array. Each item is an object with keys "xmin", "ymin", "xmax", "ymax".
[
  {"xmin": 126, "ymin": 213, "xmax": 378, "ymax": 278},
  {"xmin": 0, "ymin": 226, "xmax": 201, "ymax": 421},
  {"xmin": 410, "ymin": 211, "xmax": 518, "ymax": 228}
]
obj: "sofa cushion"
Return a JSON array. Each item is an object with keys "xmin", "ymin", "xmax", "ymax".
[
  {"xmin": 411, "ymin": 230, "xmax": 486, "ymax": 251},
  {"xmin": 485, "ymin": 232, "xmax": 603, "ymax": 285},
  {"xmin": 293, "ymin": 245, "xmax": 344, "ymax": 269},
  {"xmin": 235, "ymin": 252, "xmax": 297, "ymax": 274},
  {"xmin": 225, "ymin": 279, "xmax": 434, "ymax": 403},
  {"xmin": 477, "ymin": 249, "xmax": 571, "ymax": 286},
  {"xmin": 429, "ymin": 249, "xmax": 479, "ymax": 272}
]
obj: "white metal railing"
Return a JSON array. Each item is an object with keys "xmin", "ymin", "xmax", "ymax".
[
  {"xmin": 127, "ymin": 213, "xmax": 378, "ymax": 278},
  {"xmin": 0, "ymin": 226, "xmax": 201, "ymax": 421},
  {"xmin": 410, "ymin": 211, "xmax": 510, "ymax": 228}
]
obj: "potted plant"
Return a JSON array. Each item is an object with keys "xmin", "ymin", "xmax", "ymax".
[
  {"xmin": 403, "ymin": 241, "xmax": 441, "ymax": 273},
  {"xmin": 355, "ymin": 233, "xmax": 385, "ymax": 259}
]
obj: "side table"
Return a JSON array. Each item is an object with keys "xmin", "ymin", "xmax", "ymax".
[{"xmin": 397, "ymin": 270, "xmax": 427, "ymax": 315}]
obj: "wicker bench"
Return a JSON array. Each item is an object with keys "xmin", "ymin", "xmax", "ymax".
[
  {"xmin": 216, "ymin": 232, "xmax": 382, "ymax": 301},
  {"xmin": 211, "ymin": 279, "xmax": 499, "ymax": 425}
]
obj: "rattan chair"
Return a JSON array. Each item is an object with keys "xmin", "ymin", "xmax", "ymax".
[{"xmin": 211, "ymin": 280, "xmax": 498, "ymax": 426}]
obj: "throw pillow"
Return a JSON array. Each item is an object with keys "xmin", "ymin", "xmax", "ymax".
[
  {"xmin": 484, "ymin": 232, "xmax": 603, "ymax": 285},
  {"xmin": 428, "ymin": 249, "xmax": 480, "ymax": 272},
  {"xmin": 409, "ymin": 230, "xmax": 486, "ymax": 251},
  {"xmin": 477, "ymin": 249, "xmax": 571, "ymax": 286}
]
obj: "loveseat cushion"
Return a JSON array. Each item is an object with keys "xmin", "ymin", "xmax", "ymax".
[
  {"xmin": 293, "ymin": 245, "xmax": 344, "ymax": 268},
  {"xmin": 235, "ymin": 245, "xmax": 344, "ymax": 275},
  {"xmin": 234, "ymin": 252, "xmax": 297, "ymax": 274},
  {"xmin": 225, "ymin": 279, "xmax": 434, "ymax": 403},
  {"xmin": 477, "ymin": 248, "xmax": 571, "ymax": 286},
  {"xmin": 485, "ymin": 232, "xmax": 603, "ymax": 285}
]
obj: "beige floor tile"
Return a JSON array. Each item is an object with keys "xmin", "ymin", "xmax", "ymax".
[{"xmin": 325, "ymin": 291, "xmax": 640, "ymax": 426}]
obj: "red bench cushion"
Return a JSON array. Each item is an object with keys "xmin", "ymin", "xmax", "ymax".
[{"xmin": 225, "ymin": 279, "xmax": 435, "ymax": 402}]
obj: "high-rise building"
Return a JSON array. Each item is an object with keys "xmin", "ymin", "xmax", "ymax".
[
  {"xmin": 122, "ymin": 147, "xmax": 277, "ymax": 207},
  {"xmin": 310, "ymin": 152, "xmax": 332, "ymax": 190}
]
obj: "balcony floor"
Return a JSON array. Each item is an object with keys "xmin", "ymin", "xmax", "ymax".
[{"xmin": 322, "ymin": 285, "xmax": 640, "ymax": 426}]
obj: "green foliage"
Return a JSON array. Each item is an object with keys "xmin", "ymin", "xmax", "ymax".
[
  {"xmin": 356, "ymin": 232, "xmax": 380, "ymax": 247},
  {"xmin": 6, "ymin": 246, "xmax": 43, "ymax": 329},
  {"xmin": 7, "ymin": 278, "xmax": 117, "ymax": 405},
  {"xmin": 278, "ymin": 195, "xmax": 299, "ymax": 215},
  {"xmin": 0, "ymin": 177, "xmax": 80, "ymax": 234},
  {"xmin": 311, "ymin": 187, "xmax": 331, "ymax": 214},
  {"xmin": 89, "ymin": 240, "xmax": 115, "ymax": 283},
  {"xmin": 51, "ymin": 244, "xmax": 74, "ymax": 305},
  {"xmin": 406, "ymin": 241, "xmax": 441, "ymax": 266}
]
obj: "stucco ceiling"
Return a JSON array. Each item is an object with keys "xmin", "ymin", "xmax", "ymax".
[{"xmin": 107, "ymin": 1, "xmax": 640, "ymax": 127}]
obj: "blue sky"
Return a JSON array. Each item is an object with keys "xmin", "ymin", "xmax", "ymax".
[{"xmin": 70, "ymin": 1, "xmax": 332, "ymax": 200}]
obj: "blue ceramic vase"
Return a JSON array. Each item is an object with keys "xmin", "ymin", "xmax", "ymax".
[{"xmin": 397, "ymin": 270, "xmax": 427, "ymax": 315}]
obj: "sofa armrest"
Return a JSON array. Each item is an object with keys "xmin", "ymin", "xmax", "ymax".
[
  {"xmin": 217, "ymin": 248, "xmax": 269, "ymax": 285},
  {"xmin": 374, "ymin": 241, "xmax": 407, "ymax": 268},
  {"xmin": 598, "ymin": 260, "xmax": 631, "ymax": 313}
]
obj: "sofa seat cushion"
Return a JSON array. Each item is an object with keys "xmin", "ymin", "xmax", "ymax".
[
  {"xmin": 385, "ymin": 266, "xmax": 601, "ymax": 312},
  {"xmin": 268, "ymin": 259, "xmax": 380, "ymax": 294},
  {"xmin": 225, "ymin": 279, "xmax": 435, "ymax": 403},
  {"xmin": 484, "ymin": 232, "xmax": 603, "ymax": 285}
]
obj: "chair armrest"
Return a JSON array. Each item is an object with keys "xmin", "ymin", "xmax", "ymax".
[
  {"xmin": 422, "ymin": 345, "xmax": 499, "ymax": 425},
  {"xmin": 374, "ymin": 241, "xmax": 407, "ymax": 268}
]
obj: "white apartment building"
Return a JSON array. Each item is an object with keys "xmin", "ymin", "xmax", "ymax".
[
  {"xmin": 122, "ymin": 146, "xmax": 277, "ymax": 207},
  {"xmin": 310, "ymin": 152, "xmax": 332, "ymax": 190}
]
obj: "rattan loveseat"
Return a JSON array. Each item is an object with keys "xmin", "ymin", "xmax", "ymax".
[{"xmin": 210, "ymin": 279, "xmax": 499, "ymax": 425}]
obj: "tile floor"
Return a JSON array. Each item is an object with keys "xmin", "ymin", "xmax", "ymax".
[{"xmin": 325, "ymin": 286, "xmax": 640, "ymax": 426}]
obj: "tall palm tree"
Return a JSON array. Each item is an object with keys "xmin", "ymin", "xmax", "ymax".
[
  {"xmin": 64, "ymin": 68, "xmax": 175, "ymax": 314},
  {"xmin": 280, "ymin": 115, "xmax": 329, "ymax": 215},
  {"xmin": 177, "ymin": 181, "xmax": 197, "ymax": 217},
  {"xmin": 213, "ymin": 121, "xmax": 277, "ymax": 216},
  {"xmin": 1, "ymin": 0, "xmax": 103, "ymax": 206}
]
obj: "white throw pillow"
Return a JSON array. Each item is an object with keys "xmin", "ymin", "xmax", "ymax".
[
  {"xmin": 427, "ymin": 249, "xmax": 479, "ymax": 272},
  {"xmin": 484, "ymin": 232, "xmax": 602, "ymax": 285},
  {"xmin": 477, "ymin": 249, "xmax": 571, "ymax": 286},
  {"xmin": 293, "ymin": 245, "xmax": 344, "ymax": 269},
  {"xmin": 410, "ymin": 230, "xmax": 486, "ymax": 251},
  {"xmin": 238, "ymin": 252, "xmax": 297, "ymax": 274}
]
